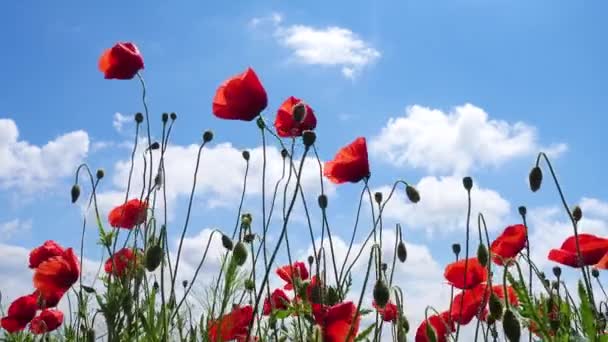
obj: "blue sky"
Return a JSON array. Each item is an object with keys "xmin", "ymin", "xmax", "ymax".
[{"xmin": 1, "ymin": 0, "xmax": 608, "ymax": 336}]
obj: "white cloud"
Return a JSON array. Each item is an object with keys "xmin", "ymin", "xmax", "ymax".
[
  {"xmin": 370, "ymin": 104, "xmax": 567, "ymax": 175},
  {"xmin": 112, "ymin": 113, "xmax": 131, "ymax": 133},
  {"xmin": 0, "ymin": 219, "xmax": 32, "ymax": 241},
  {"xmin": 0, "ymin": 118, "xmax": 89, "ymax": 192}
]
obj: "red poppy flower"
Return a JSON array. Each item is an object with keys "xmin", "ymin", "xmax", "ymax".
[
  {"xmin": 0, "ymin": 293, "xmax": 38, "ymax": 333},
  {"xmin": 104, "ymin": 248, "xmax": 137, "ymax": 277},
  {"xmin": 33, "ymin": 248, "xmax": 80, "ymax": 299},
  {"xmin": 313, "ymin": 301, "xmax": 360, "ymax": 342},
  {"xmin": 33, "ymin": 289, "xmax": 63, "ymax": 309},
  {"xmin": 262, "ymin": 289, "xmax": 290, "ymax": 315},
  {"xmin": 415, "ymin": 311, "xmax": 454, "ymax": 342},
  {"xmin": 490, "ymin": 224, "xmax": 527, "ymax": 266},
  {"xmin": 450, "ymin": 284, "xmax": 490, "ymax": 325},
  {"xmin": 207, "ymin": 305, "xmax": 254, "ymax": 342},
  {"xmin": 108, "ymin": 199, "xmax": 148, "ymax": 229},
  {"xmin": 98, "ymin": 42, "xmax": 144, "ymax": 80},
  {"xmin": 276, "ymin": 261, "xmax": 309, "ymax": 290},
  {"xmin": 373, "ymin": 300, "xmax": 398, "ymax": 323},
  {"xmin": 548, "ymin": 234, "xmax": 608, "ymax": 268},
  {"xmin": 274, "ymin": 96, "xmax": 317, "ymax": 138},
  {"xmin": 444, "ymin": 258, "xmax": 488, "ymax": 290},
  {"xmin": 29, "ymin": 309, "xmax": 63, "ymax": 334},
  {"xmin": 212, "ymin": 68, "xmax": 268, "ymax": 121},
  {"xmin": 29, "ymin": 240, "xmax": 65, "ymax": 269},
  {"xmin": 323, "ymin": 137, "xmax": 370, "ymax": 184}
]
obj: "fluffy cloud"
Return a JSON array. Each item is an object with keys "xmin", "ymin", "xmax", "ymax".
[
  {"xmin": 112, "ymin": 112, "xmax": 131, "ymax": 133},
  {"xmin": 0, "ymin": 118, "xmax": 89, "ymax": 192},
  {"xmin": 370, "ymin": 104, "xmax": 567, "ymax": 174},
  {"xmin": 0, "ymin": 219, "xmax": 32, "ymax": 241}
]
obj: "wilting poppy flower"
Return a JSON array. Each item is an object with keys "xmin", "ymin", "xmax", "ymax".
[
  {"xmin": 548, "ymin": 234, "xmax": 608, "ymax": 268},
  {"xmin": 29, "ymin": 240, "xmax": 65, "ymax": 269},
  {"xmin": 98, "ymin": 42, "xmax": 144, "ymax": 80},
  {"xmin": 207, "ymin": 305, "xmax": 253, "ymax": 342},
  {"xmin": 108, "ymin": 199, "xmax": 148, "ymax": 229},
  {"xmin": 373, "ymin": 300, "xmax": 398, "ymax": 323},
  {"xmin": 33, "ymin": 248, "xmax": 80, "ymax": 299},
  {"xmin": 450, "ymin": 284, "xmax": 490, "ymax": 325},
  {"xmin": 274, "ymin": 96, "xmax": 317, "ymax": 138},
  {"xmin": 444, "ymin": 257, "xmax": 488, "ymax": 290},
  {"xmin": 276, "ymin": 261, "xmax": 309, "ymax": 290},
  {"xmin": 104, "ymin": 248, "xmax": 138, "ymax": 277},
  {"xmin": 29, "ymin": 309, "xmax": 63, "ymax": 334},
  {"xmin": 415, "ymin": 311, "xmax": 454, "ymax": 342},
  {"xmin": 212, "ymin": 68, "xmax": 268, "ymax": 121},
  {"xmin": 313, "ymin": 301, "xmax": 360, "ymax": 342},
  {"xmin": 263, "ymin": 289, "xmax": 290, "ymax": 315},
  {"xmin": 0, "ymin": 293, "xmax": 38, "ymax": 333},
  {"xmin": 490, "ymin": 224, "xmax": 527, "ymax": 266},
  {"xmin": 323, "ymin": 137, "xmax": 370, "ymax": 184}
]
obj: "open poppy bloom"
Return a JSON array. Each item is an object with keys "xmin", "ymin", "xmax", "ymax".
[
  {"xmin": 276, "ymin": 261, "xmax": 309, "ymax": 290},
  {"xmin": 263, "ymin": 288, "xmax": 291, "ymax": 315},
  {"xmin": 443, "ymin": 257, "xmax": 488, "ymax": 290},
  {"xmin": 323, "ymin": 137, "xmax": 370, "ymax": 184},
  {"xmin": 548, "ymin": 234, "xmax": 608, "ymax": 268},
  {"xmin": 104, "ymin": 248, "xmax": 138, "ymax": 277},
  {"xmin": 29, "ymin": 240, "xmax": 65, "ymax": 269},
  {"xmin": 373, "ymin": 300, "xmax": 398, "ymax": 323},
  {"xmin": 98, "ymin": 42, "xmax": 144, "ymax": 80},
  {"xmin": 29, "ymin": 309, "xmax": 63, "ymax": 334},
  {"xmin": 212, "ymin": 68, "xmax": 268, "ymax": 121},
  {"xmin": 490, "ymin": 224, "xmax": 527, "ymax": 266},
  {"xmin": 313, "ymin": 301, "xmax": 360, "ymax": 342},
  {"xmin": 274, "ymin": 96, "xmax": 317, "ymax": 137},
  {"xmin": 207, "ymin": 305, "xmax": 254, "ymax": 342},
  {"xmin": 0, "ymin": 293, "xmax": 39, "ymax": 333},
  {"xmin": 415, "ymin": 311, "xmax": 454, "ymax": 342},
  {"xmin": 33, "ymin": 248, "xmax": 80, "ymax": 300},
  {"xmin": 450, "ymin": 284, "xmax": 490, "ymax": 325},
  {"xmin": 108, "ymin": 199, "xmax": 148, "ymax": 229}
]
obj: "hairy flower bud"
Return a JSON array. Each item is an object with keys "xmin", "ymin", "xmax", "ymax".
[
  {"xmin": 302, "ymin": 130, "xmax": 316, "ymax": 147},
  {"xmin": 452, "ymin": 243, "xmax": 461, "ymax": 257},
  {"xmin": 529, "ymin": 166, "xmax": 543, "ymax": 192},
  {"xmin": 96, "ymin": 169, "xmax": 105, "ymax": 180},
  {"xmin": 233, "ymin": 242, "xmax": 248, "ymax": 266},
  {"xmin": 203, "ymin": 130, "xmax": 214, "ymax": 142},
  {"xmin": 373, "ymin": 280, "xmax": 390, "ymax": 308},
  {"xmin": 242, "ymin": 150, "xmax": 250, "ymax": 161},
  {"xmin": 405, "ymin": 185, "xmax": 420, "ymax": 203},
  {"xmin": 572, "ymin": 206, "xmax": 582, "ymax": 222},
  {"xmin": 221, "ymin": 235, "xmax": 233, "ymax": 251},
  {"xmin": 149, "ymin": 141, "xmax": 160, "ymax": 150},
  {"xmin": 135, "ymin": 112, "xmax": 144, "ymax": 123},
  {"xmin": 162, "ymin": 113, "xmax": 169, "ymax": 123},
  {"xmin": 145, "ymin": 245, "xmax": 163, "ymax": 272},
  {"xmin": 280, "ymin": 148, "xmax": 288, "ymax": 159},
  {"xmin": 308, "ymin": 255, "xmax": 314, "ymax": 265},
  {"xmin": 397, "ymin": 241, "xmax": 407, "ymax": 263},
  {"xmin": 71, "ymin": 184, "xmax": 81, "ymax": 203},
  {"xmin": 318, "ymin": 194, "xmax": 328, "ymax": 209},
  {"xmin": 502, "ymin": 310, "xmax": 521, "ymax": 342},
  {"xmin": 170, "ymin": 112, "xmax": 177, "ymax": 121},
  {"xmin": 477, "ymin": 244, "xmax": 489, "ymax": 267},
  {"xmin": 552, "ymin": 266, "xmax": 562, "ymax": 278},
  {"xmin": 518, "ymin": 206, "xmax": 527, "ymax": 217},
  {"xmin": 462, "ymin": 176, "xmax": 473, "ymax": 191},
  {"xmin": 374, "ymin": 192, "xmax": 383, "ymax": 204},
  {"xmin": 592, "ymin": 268, "xmax": 600, "ymax": 278}
]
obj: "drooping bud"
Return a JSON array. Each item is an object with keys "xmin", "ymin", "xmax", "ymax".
[
  {"xmin": 281, "ymin": 148, "xmax": 288, "ymax": 159},
  {"xmin": 96, "ymin": 169, "xmax": 105, "ymax": 180},
  {"xmin": 502, "ymin": 310, "xmax": 521, "ymax": 342},
  {"xmin": 529, "ymin": 166, "xmax": 543, "ymax": 192},
  {"xmin": 153, "ymin": 281, "xmax": 159, "ymax": 291},
  {"xmin": 242, "ymin": 150, "xmax": 250, "ymax": 161},
  {"xmin": 144, "ymin": 245, "xmax": 163, "ymax": 272},
  {"xmin": 592, "ymin": 268, "xmax": 600, "ymax": 278},
  {"xmin": 477, "ymin": 244, "xmax": 489, "ymax": 267},
  {"xmin": 233, "ymin": 242, "xmax": 248, "ymax": 266},
  {"xmin": 552, "ymin": 266, "xmax": 562, "ymax": 279},
  {"xmin": 162, "ymin": 113, "xmax": 169, "ymax": 123},
  {"xmin": 462, "ymin": 177, "xmax": 473, "ymax": 191},
  {"xmin": 302, "ymin": 130, "xmax": 316, "ymax": 147},
  {"xmin": 318, "ymin": 194, "xmax": 328, "ymax": 209},
  {"xmin": 135, "ymin": 113, "xmax": 144, "ymax": 123},
  {"xmin": 405, "ymin": 185, "xmax": 420, "ymax": 203},
  {"xmin": 374, "ymin": 192, "xmax": 383, "ymax": 204},
  {"xmin": 307, "ymin": 255, "xmax": 314, "ymax": 266},
  {"xmin": 149, "ymin": 142, "xmax": 160, "ymax": 150},
  {"xmin": 221, "ymin": 235, "xmax": 233, "ymax": 251},
  {"xmin": 452, "ymin": 243, "xmax": 461, "ymax": 257},
  {"xmin": 203, "ymin": 130, "xmax": 214, "ymax": 142},
  {"xmin": 182, "ymin": 280, "xmax": 188, "ymax": 289},
  {"xmin": 373, "ymin": 280, "xmax": 390, "ymax": 307},
  {"xmin": 572, "ymin": 206, "xmax": 582, "ymax": 222},
  {"xmin": 243, "ymin": 233, "xmax": 256, "ymax": 243},
  {"xmin": 489, "ymin": 292, "xmax": 503, "ymax": 320},
  {"xmin": 170, "ymin": 112, "xmax": 177, "ymax": 121},
  {"xmin": 397, "ymin": 241, "xmax": 407, "ymax": 263},
  {"xmin": 518, "ymin": 206, "xmax": 527, "ymax": 217},
  {"xmin": 292, "ymin": 102, "xmax": 307, "ymax": 123},
  {"xmin": 71, "ymin": 184, "xmax": 81, "ymax": 203}
]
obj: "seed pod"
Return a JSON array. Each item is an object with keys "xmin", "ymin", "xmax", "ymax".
[
  {"xmin": 489, "ymin": 292, "xmax": 503, "ymax": 320},
  {"xmin": 374, "ymin": 192, "xmax": 383, "ymax": 204},
  {"xmin": 162, "ymin": 113, "xmax": 169, "ymax": 123},
  {"xmin": 280, "ymin": 148, "xmax": 288, "ymax": 159},
  {"xmin": 144, "ymin": 245, "xmax": 163, "ymax": 272},
  {"xmin": 477, "ymin": 244, "xmax": 489, "ymax": 267},
  {"xmin": 307, "ymin": 255, "xmax": 314, "ymax": 265},
  {"xmin": 405, "ymin": 185, "xmax": 420, "ymax": 203},
  {"xmin": 233, "ymin": 242, "xmax": 248, "ymax": 266},
  {"xmin": 242, "ymin": 150, "xmax": 250, "ymax": 161},
  {"xmin": 518, "ymin": 206, "xmax": 527, "ymax": 216},
  {"xmin": 149, "ymin": 141, "xmax": 160, "ymax": 150},
  {"xmin": 502, "ymin": 310, "xmax": 521, "ymax": 342},
  {"xmin": 71, "ymin": 184, "xmax": 81, "ymax": 203},
  {"xmin": 462, "ymin": 177, "xmax": 473, "ymax": 191},
  {"xmin": 170, "ymin": 112, "xmax": 177, "ymax": 121},
  {"xmin": 221, "ymin": 235, "xmax": 233, "ymax": 251},
  {"xmin": 452, "ymin": 243, "xmax": 461, "ymax": 257},
  {"xmin": 203, "ymin": 130, "xmax": 214, "ymax": 142},
  {"xmin": 373, "ymin": 280, "xmax": 390, "ymax": 308},
  {"xmin": 302, "ymin": 130, "xmax": 316, "ymax": 147},
  {"xmin": 397, "ymin": 241, "xmax": 407, "ymax": 263},
  {"xmin": 552, "ymin": 266, "xmax": 561, "ymax": 278},
  {"xmin": 318, "ymin": 194, "xmax": 328, "ymax": 209},
  {"xmin": 572, "ymin": 206, "xmax": 582, "ymax": 222},
  {"xmin": 529, "ymin": 166, "xmax": 543, "ymax": 192},
  {"xmin": 182, "ymin": 280, "xmax": 188, "ymax": 288},
  {"xmin": 135, "ymin": 113, "xmax": 144, "ymax": 123},
  {"xmin": 96, "ymin": 169, "xmax": 105, "ymax": 180},
  {"xmin": 592, "ymin": 268, "xmax": 600, "ymax": 278}
]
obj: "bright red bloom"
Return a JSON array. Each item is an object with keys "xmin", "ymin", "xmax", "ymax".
[
  {"xmin": 108, "ymin": 199, "xmax": 148, "ymax": 229},
  {"xmin": 212, "ymin": 68, "xmax": 268, "ymax": 121},
  {"xmin": 274, "ymin": 96, "xmax": 317, "ymax": 138},
  {"xmin": 490, "ymin": 224, "xmax": 527, "ymax": 266},
  {"xmin": 548, "ymin": 234, "xmax": 608, "ymax": 268},
  {"xmin": 313, "ymin": 301, "xmax": 360, "ymax": 342},
  {"xmin": 33, "ymin": 290, "xmax": 63, "ymax": 309},
  {"xmin": 276, "ymin": 261, "xmax": 309, "ymax": 290},
  {"xmin": 450, "ymin": 284, "xmax": 490, "ymax": 325},
  {"xmin": 373, "ymin": 300, "xmax": 398, "ymax": 323},
  {"xmin": 29, "ymin": 240, "xmax": 65, "ymax": 269},
  {"xmin": 98, "ymin": 42, "xmax": 144, "ymax": 80},
  {"xmin": 0, "ymin": 293, "xmax": 38, "ymax": 333},
  {"xmin": 207, "ymin": 305, "xmax": 254, "ymax": 342},
  {"xmin": 33, "ymin": 248, "xmax": 80, "ymax": 300},
  {"xmin": 492, "ymin": 285, "xmax": 518, "ymax": 306},
  {"xmin": 444, "ymin": 258, "xmax": 488, "ymax": 290},
  {"xmin": 415, "ymin": 311, "xmax": 454, "ymax": 342},
  {"xmin": 263, "ymin": 288, "xmax": 290, "ymax": 315},
  {"xmin": 29, "ymin": 309, "xmax": 63, "ymax": 334},
  {"xmin": 104, "ymin": 248, "xmax": 137, "ymax": 277},
  {"xmin": 323, "ymin": 137, "xmax": 370, "ymax": 184}
]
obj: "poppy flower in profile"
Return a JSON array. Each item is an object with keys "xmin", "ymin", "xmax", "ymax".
[
  {"xmin": 276, "ymin": 261, "xmax": 309, "ymax": 290},
  {"xmin": 98, "ymin": 42, "xmax": 144, "ymax": 80},
  {"xmin": 33, "ymin": 248, "xmax": 80, "ymax": 300},
  {"xmin": 29, "ymin": 240, "xmax": 65, "ymax": 269},
  {"xmin": 490, "ymin": 224, "xmax": 527, "ymax": 266},
  {"xmin": 0, "ymin": 293, "xmax": 39, "ymax": 333},
  {"xmin": 29, "ymin": 309, "xmax": 63, "ymax": 334},
  {"xmin": 449, "ymin": 284, "xmax": 490, "ymax": 325},
  {"xmin": 323, "ymin": 137, "xmax": 370, "ymax": 184},
  {"xmin": 415, "ymin": 311, "xmax": 454, "ymax": 342},
  {"xmin": 212, "ymin": 68, "xmax": 268, "ymax": 121},
  {"xmin": 104, "ymin": 248, "xmax": 138, "ymax": 277},
  {"xmin": 262, "ymin": 289, "xmax": 291, "ymax": 315},
  {"xmin": 444, "ymin": 258, "xmax": 488, "ymax": 290},
  {"xmin": 274, "ymin": 96, "xmax": 317, "ymax": 138},
  {"xmin": 207, "ymin": 305, "xmax": 253, "ymax": 342},
  {"xmin": 313, "ymin": 301, "xmax": 360, "ymax": 342},
  {"xmin": 33, "ymin": 289, "xmax": 63, "ymax": 309},
  {"xmin": 108, "ymin": 199, "xmax": 148, "ymax": 229},
  {"xmin": 548, "ymin": 234, "xmax": 608, "ymax": 268},
  {"xmin": 373, "ymin": 300, "xmax": 398, "ymax": 323}
]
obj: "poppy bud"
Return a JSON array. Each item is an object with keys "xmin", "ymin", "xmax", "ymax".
[
  {"xmin": 374, "ymin": 192, "xmax": 383, "ymax": 204},
  {"xmin": 405, "ymin": 185, "xmax": 420, "ymax": 203},
  {"xmin": 203, "ymin": 130, "xmax": 214, "ymax": 142},
  {"xmin": 572, "ymin": 206, "xmax": 582, "ymax": 222},
  {"xmin": 425, "ymin": 322, "xmax": 437, "ymax": 342},
  {"xmin": 518, "ymin": 206, "xmax": 527, "ymax": 217},
  {"xmin": 292, "ymin": 102, "xmax": 307, "ymax": 123},
  {"xmin": 318, "ymin": 194, "xmax": 328, "ymax": 209},
  {"xmin": 221, "ymin": 235, "xmax": 233, "ymax": 251},
  {"xmin": 96, "ymin": 169, "xmax": 105, "ymax": 180},
  {"xmin": 281, "ymin": 148, "xmax": 288, "ymax": 159},
  {"xmin": 241, "ymin": 213, "xmax": 252, "ymax": 226},
  {"xmin": 308, "ymin": 255, "xmax": 314, "ymax": 265},
  {"xmin": 170, "ymin": 112, "xmax": 177, "ymax": 121},
  {"xmin": 243, "ymin": 233, "xmax": 256, "ymax": 243},
  {"xmin": 477, "ymin": 244, "xmax": 489, "ymax": 267},
  {"xmin": 149, "ymin": 142, "xmax": 160, "ymax": 150},
  {"xmin": 233, "ymin": 242, "xmax": 248, "ymax": 266},
  {"xmin": 552, "ymin": 266, "xmax": 561, "ymax": 278},
  {"xmin": 529, "ymin": 166, "xmax": 543, "ymax": 192},
  {"xmin": 381, "ymin": 263, "xmax": 388, "ymax": 272},
  {"xmin": 302, "ymin": 130, "xmax": 316, "ymax": 147},
  {"xmin": 373, "ymin": 280, "xmax": 390, "ymax": 307},
  {"xmin": 397, "ymin": 241, "xmax": 407, "ymax": 263},
  {"xmin": 144, "ymin": 245, "xmax": 163, "ymax": 272},
  {"xmin": 592, "ymin": 268, "xmax": 600, "ymax": 278},
  {"xmin": 452, "ymin": 243, "xmax": 461, "ymax": 257},
  {"xmin": 162, "ymin": 113, "xmax": 169, "ymax": 123},
  {"xmin": 182, "ymin": 280, "xmax": 188, "ymax": 289},
  {"xmin": 71, "ymin": 184, "xmax": 81, "ymax": 203},
  {"xmin": 242, "ymin": 150, "xmax": 250, "ymax": 161},
  {"xmin": 489, "ymin": 292, "xmax": 503, "ymax": 320},
  {"xmin": 502, "ymin": 310, "xmax": 521, "ymax": 342},
  {"xmin": 244, "ymin": 279, "xmax": 255, "ymax": 291},
  {"xmin": 462, "ymin": 176, "xmax": 473, "ymax": 191},
  {"xmin": 135, "ymin": 112, "xmax": 144, "ymax": 123},
  {"xmin": 153, "ymin": 281, "xmax": 159, "ymax": 291},
  {"xmin": 256, "ymin": 117, "xmax": 265, "ymax": 129}
]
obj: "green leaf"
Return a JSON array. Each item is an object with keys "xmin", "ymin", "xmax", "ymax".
[
  {"xmin": 577, "ymin": 280, "xmax": 596, "ymax": 338},
  {"xmin": 81, "ymin": 285, "xmax": 96, "ymax": 293},
  {"xmin": 274, "ymin": 309, "xmax": 292, "ymax": 320},
  {"xmin": 354, "ymin": 324, "xmax": 375, "ymax": 341}
]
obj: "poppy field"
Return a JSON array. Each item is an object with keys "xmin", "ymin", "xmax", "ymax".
[{"xmin": 2, "ymin": 41, "xmax": 608, "ymax": 342}]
